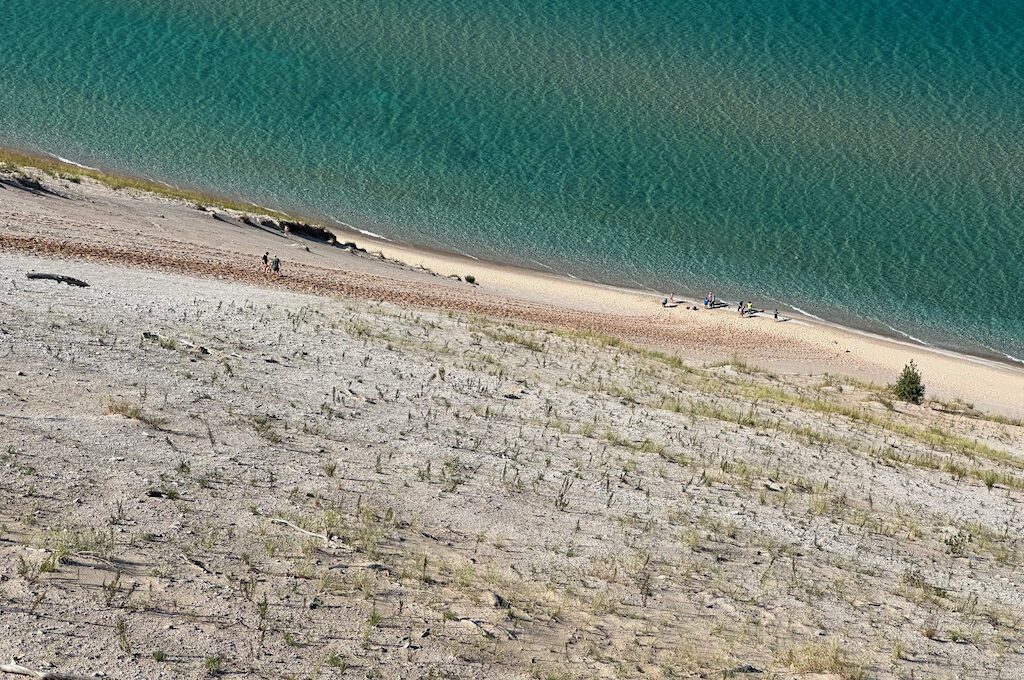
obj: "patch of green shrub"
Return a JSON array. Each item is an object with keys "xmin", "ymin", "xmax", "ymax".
[{"xmin": 892, "ymin": 360, "xmax": 925, "ymax": 404}]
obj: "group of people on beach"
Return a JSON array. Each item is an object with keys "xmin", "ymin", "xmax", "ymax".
[
  {"xmin": 663, "ymin": 289, "xmax": 782, "ymax": 322},
  {"xmin": 261, "ymin": 251, "xmax": 282, "ymax": 276},
  {"xmin": 735, "ymin": 300, "xmax": 781, "ymax": 320}
]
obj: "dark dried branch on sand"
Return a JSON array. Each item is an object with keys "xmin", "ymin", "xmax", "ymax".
[{"xmin": 25, "ymin": 273, "xmax": 89, "ymax": 288}]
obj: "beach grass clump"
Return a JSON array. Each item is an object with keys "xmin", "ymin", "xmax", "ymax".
[
  {"xmin": 103, "ymin": 397, "xmax": 165, "ymax": 427},
  {"xmin": 34, "ymin": 526, "xmax": 116, "ymax": 571},
  {"xmin": 708, "ymin": 354, "xmax": 760, "ymax": 375},
  {"xmin": 482, "ymin": 327, "xmax": 544, "ymax": 352},
  {"xmin": 203, "ymin": 654, "xmax": 225, "ymax": 676},
  {"xmin": 554, "ymin": 327, "xmax": 624, "ymax": 350},
  {"xmin": 104, "ymin": 397, "xmax": 142, "ymax": 420},
  {"xmin": 252, "ymin": 414, "xmax": 282, "ymax": 443},
  {"xmin": 777, "ymin": 641, "xmax": 865, "ymax": 679}
]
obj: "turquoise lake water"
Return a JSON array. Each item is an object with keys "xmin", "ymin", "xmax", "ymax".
[{"xmin": 2, "ymin": 0, "xmax": 1022, "ymax": 362}]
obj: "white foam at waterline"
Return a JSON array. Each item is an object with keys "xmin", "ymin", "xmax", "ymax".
[
  {"xmin": 786, "ymin": 304, "xmax": 825, "ymax": 322},
  {"xmin": 883, "ymin": 323, "xmax": 934, "ymax": 348},
  {"xmin": 983, "ymin": 345, "xmax": 1024, "ymax": 366},
  {"xmin": 139, "ymin": 174, "xmax": 175, "ymax": 188},
  {"xmin": 779, "ymin": 307, "xmax": 1020, "ymax": 373},
  {"xmin": 629, "ymin": 279, "xmax": 662, "ymax": 295},
  {"xmin": 331, "ymin": 217, "xmax": 392, "ymax": 242},
  {"xmin": 353, "ymin": 227, "xmax": 391, "ymax": 241},
  {"xmin": 51, "ymin": 151, "xmax": 176, "ymax": 190},
  {"xmin": 51, "ymin": 154, "xmax": 98, "ymax": 171}
]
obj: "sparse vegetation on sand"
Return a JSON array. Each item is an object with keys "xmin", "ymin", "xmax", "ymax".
[{"xmin": 2, "ymin": 254, "xmax": 1023, "ymax": 678}]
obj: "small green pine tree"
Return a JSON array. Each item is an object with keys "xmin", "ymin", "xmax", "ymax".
[{"xmin": 892, "ymin": 360, "xmax": 925, "ymax": 404}]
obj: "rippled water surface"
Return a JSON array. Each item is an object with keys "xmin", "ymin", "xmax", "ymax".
[{"xmin": 2, "ymin": 1, "xmax": 1022, "ymax": 360}]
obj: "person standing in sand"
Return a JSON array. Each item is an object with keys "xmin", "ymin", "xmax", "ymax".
[
  {"xmin": 261, "ymin": 251, "xmax": 269, "ymax": 273},
  {"xmin": 271, "ymin": 255, "xmax": 281, "ymax": 276}
]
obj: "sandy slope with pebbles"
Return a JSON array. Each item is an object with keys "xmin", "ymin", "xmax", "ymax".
[
  {"xmin": 3, "ymin": 163, "xmax": 1024, "ymax": 678},
  {"xmin": 2, "ymin": 250, "xmax": 1024, "ymax": 679},
  {"xmin": 0, "ymin": 165, "xmax": 1022, "ymax": 418}
]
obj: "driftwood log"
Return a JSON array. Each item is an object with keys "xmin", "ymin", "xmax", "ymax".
[
  {"xmin": 25, "ymin": 273, "xmax": 89, "ymax": 288},
  {"xmin": 0, "ymin": 660, "xmax": 97, "ymax": 680},
  {"xmin": 269, "ymin": 518, "xmax": 353, "ymax": 551},
  {"xmin": 140, "ymin": 331, "xmax": 211, "ymax": 355}
]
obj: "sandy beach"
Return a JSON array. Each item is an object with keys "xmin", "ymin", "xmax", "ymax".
[{"xmin": 2, "ymin": 161, "xmax": 1022, "ymax": 418}]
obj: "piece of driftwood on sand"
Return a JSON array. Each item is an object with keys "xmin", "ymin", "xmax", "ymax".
[
  {"xmin": 25, "ymin": 273, "xmax": 89, "ymax": 288},
  {"xmin": 0, "ymin": 659, "xmax": 96, "ymax": 680}
]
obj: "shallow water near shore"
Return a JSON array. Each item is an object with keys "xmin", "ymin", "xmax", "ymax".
[{"xmin": 1, "ymin": 0, "xmax": 1022, "ymax": 362}]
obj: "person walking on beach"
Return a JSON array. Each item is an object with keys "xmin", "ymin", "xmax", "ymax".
[
  {"xmin": 271, "ymin": 255, "xmax": 281, "ymax": 276},
  {"xmin": 737, "ymin": 301, "xmax": 744, "ymax": 316},
  {"xmin": 261, "ymin": 251, "xmax": 269, "ymax": 273},
  {"xmin": 746, "ymin": 301, "xmax": 753, "ymax": 315}
]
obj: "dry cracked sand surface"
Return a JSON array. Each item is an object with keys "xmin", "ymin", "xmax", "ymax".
[{"xmin": 2, "ymin": 252, "xmax": 1024, "ymax": 679}]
